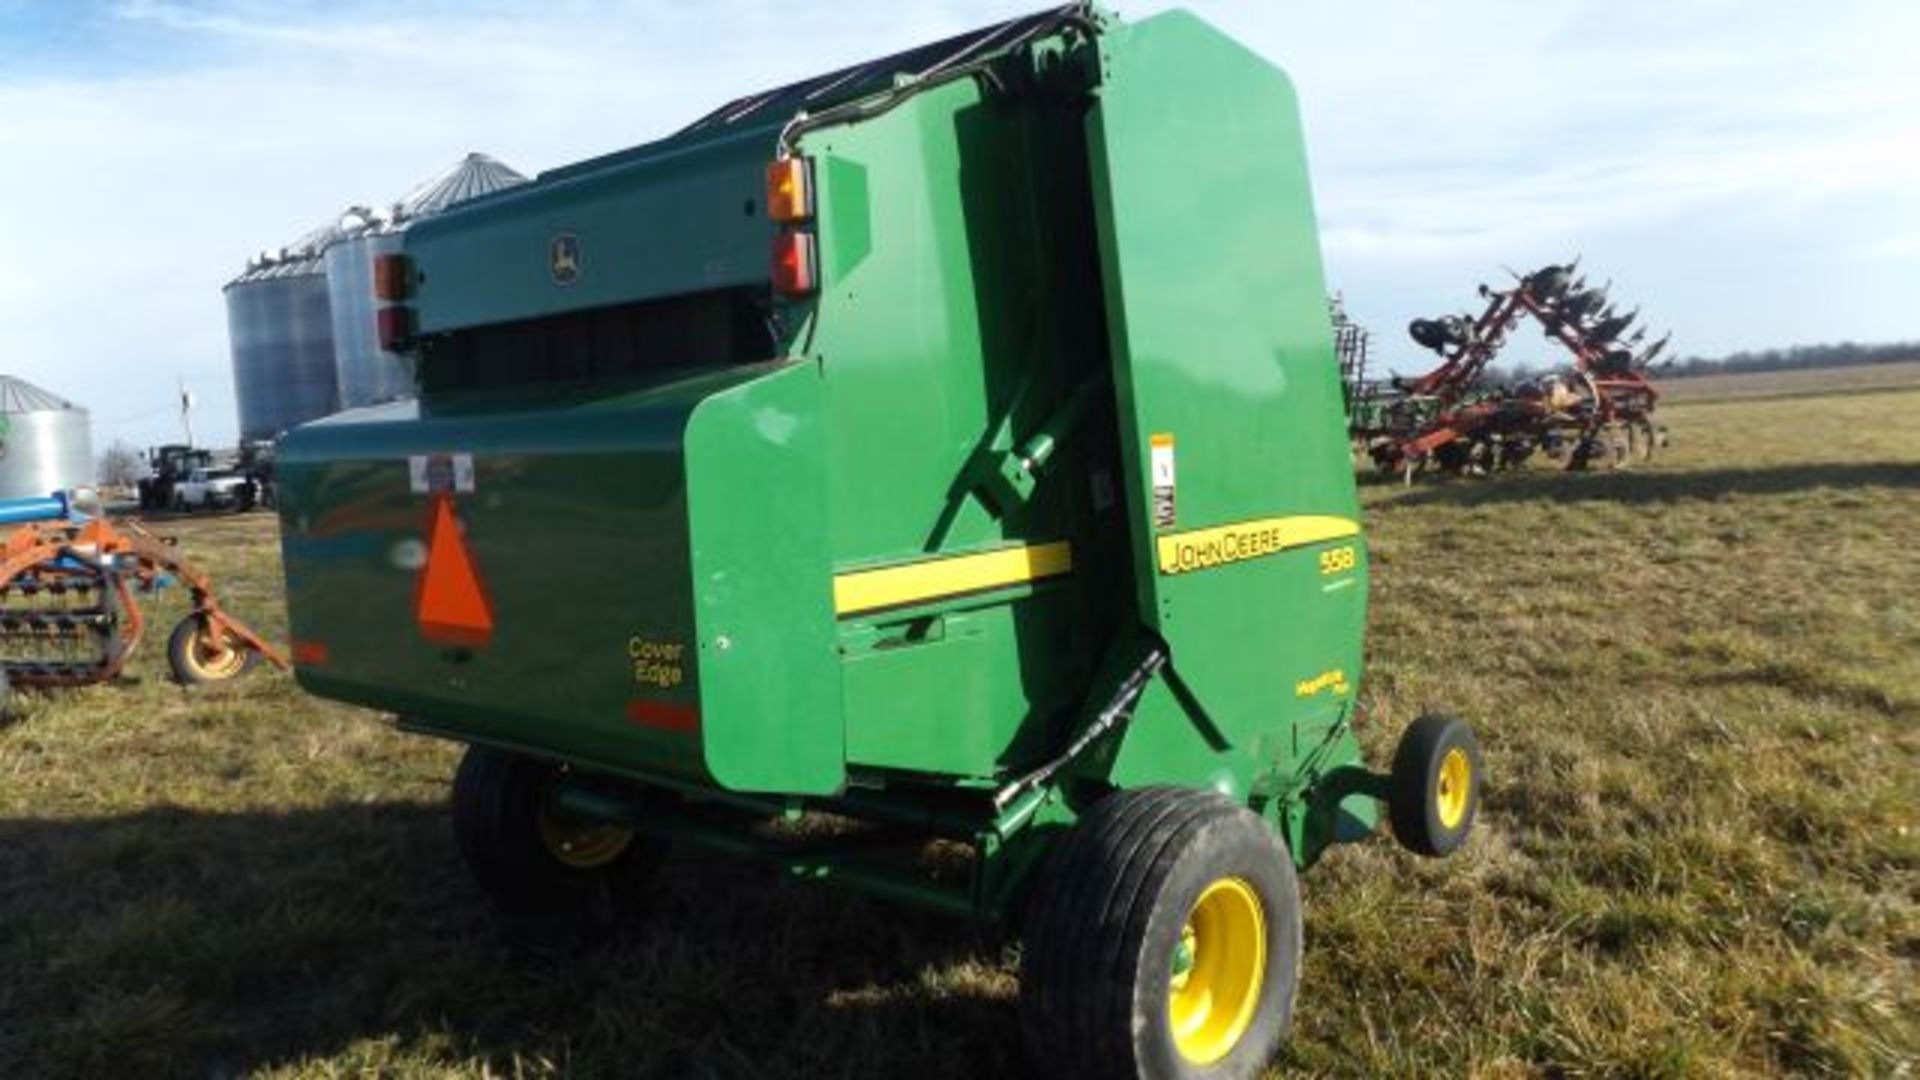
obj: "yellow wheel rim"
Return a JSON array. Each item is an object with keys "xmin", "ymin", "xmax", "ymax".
[
  {"xmin": 1436, "ymin": 747, "xmax": 1472, "ymax": 830},
  {"xmin": 537, "ymin": 802, "xmax": 634, "ymax": 869},
  {"xmin": 1168, "ymin": 877, "xmax": 1267, "ymax": 1065},
  {"xmin": 185, "ymin": 626, "xmax": 248, "ymax": 680}
]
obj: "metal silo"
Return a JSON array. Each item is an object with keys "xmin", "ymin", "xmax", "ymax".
[
  {"xmin": 327, "ymin": 154, "xmax": 528, "ymax": 410},
  {"xmin": 0, "ymin": 377, "xmax": 93, "ymax": 500},
  {"xmin": 225, "ymin": 219, "xmax": 346, "ymax": 441}
]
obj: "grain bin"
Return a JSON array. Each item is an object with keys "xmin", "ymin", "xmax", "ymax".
[
  {"xmin": 327, "ymin": 154, "xmax": 528, "ymax": 411},
  {"xmin": 225, "ymin": 220, "xmax": 345, "ymax": 441},
  {"xmin": 0, "ymin": 376, "xmax": 93, "ymax": 500}
]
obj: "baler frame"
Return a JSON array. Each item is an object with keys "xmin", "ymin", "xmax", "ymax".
[{"xmin": 427, "ymin": 633, "xmax": 1402, "ymax": 930}]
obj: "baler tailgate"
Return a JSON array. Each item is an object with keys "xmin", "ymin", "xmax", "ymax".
[{"xmin": 1085, "ymin": 13, "xmax": 1367, "ymax": 750}]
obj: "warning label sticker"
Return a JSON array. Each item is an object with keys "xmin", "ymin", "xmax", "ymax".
[
  {"xmin": 1149, "ymin": 433, "xmax": 1176, "ymax": 529},
  {"xmin": 409, "ymin": 453, "xmax": 475, "ymax": 495}
]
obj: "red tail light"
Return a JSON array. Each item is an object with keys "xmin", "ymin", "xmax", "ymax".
[
  {"xmin": 772, "ymin": 231, "xmax": 817, "ymax": 297},
  {"xmin": 373, "ymin": 253, "xmax": 413, "ymax": 301},
  {"xmin": 377, "ymin": 306, "xmax": 417, "ymax": 351}
]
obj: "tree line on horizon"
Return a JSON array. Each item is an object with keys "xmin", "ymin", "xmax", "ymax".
[
  {"xmin": 1475, "ymin": 339, "xmax": 1919, "ymax": 386},
  {"xmin": 1659, "ymin": 339, "xmax": 1920, "ymax": 379}
]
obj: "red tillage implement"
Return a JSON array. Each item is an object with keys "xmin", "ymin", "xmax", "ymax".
[{"xmin": 1348, "ymin": 262, "xmax": 1671, "ymax": 481}]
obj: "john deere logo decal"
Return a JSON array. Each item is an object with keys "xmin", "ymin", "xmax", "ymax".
[{"xmin": 549, "ymin": 233, "xmax": 581, "ymax": 286}]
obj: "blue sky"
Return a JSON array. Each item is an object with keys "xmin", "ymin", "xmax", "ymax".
[{"xmin": 3, "ymin": 1, "xmax": 1917, "ymax": 448}]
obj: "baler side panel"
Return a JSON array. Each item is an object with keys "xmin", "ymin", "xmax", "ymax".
[
  {"xmin": 684, "ymin": 361, "xmax": 844, "ymax": 794},
  {"xmin": 805, "ymin": 78, "xmax": 1090, "ymax": 564},
  {"xmin": 1085, "ymin": 12, "xmax": 1368, "ymax": 784},
  {"xmin": 800, "ymin": 74, "xmax": 1125, "ymax": 780}
]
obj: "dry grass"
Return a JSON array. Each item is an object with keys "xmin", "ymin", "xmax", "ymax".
[
  {"xmin": 1, "ymin": 388, "xmax": 1916, "ymax": 1078},
  {"xmin": 1331, "ymin": 387, "xmax": 1919, "ymax": 1075}
]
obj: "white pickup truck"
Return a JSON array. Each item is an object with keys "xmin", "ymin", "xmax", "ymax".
[{"xmin": 172, "ymin": 468, "xmax": 252, "ymax": 511}]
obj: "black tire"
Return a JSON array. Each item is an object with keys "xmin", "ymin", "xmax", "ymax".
[
  {"xmin": 167, "ymin": 616, "xmax": 260, "ymax": 686},
  {"xmin": 451, "ymin": 745, "xmax": 666, "ymax": 914},
  {"xmin": 1389, "ymin": 713, "xmax": 1482, "ymax": 858},
  {"xmin": 1627, "ymin": 418, "xmax": 1656, "ymax": 464},
  {"xmin": 1021, "ymin": 787, "xmax": 1303, "ymax": 1080},
  {"xmin": 1566, "ymin": 434, "xmax": 1597, "ymax": 471}
]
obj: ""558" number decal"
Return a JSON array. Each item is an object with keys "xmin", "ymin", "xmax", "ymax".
[{"xmin": 1318, "ymin": 545, "xmax": 1358, "ymax": 575}]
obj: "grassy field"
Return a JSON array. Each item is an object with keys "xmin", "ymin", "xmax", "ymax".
[
  {"xmin": 1, "ymin": 387, "xmax": 1916, "ymax": 1078},
  {"xmin": 1656, "ymin": 359, "xmax": 1920, "ymax": 404}
]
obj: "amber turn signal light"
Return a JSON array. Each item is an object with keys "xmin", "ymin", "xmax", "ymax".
[
  {"xmin": 766, "ymin": 157, "xmax": 815, "ymax": 223},
  {"xmin": 373, "ymin": 253, "xmax": 414, "ymax": 301}
]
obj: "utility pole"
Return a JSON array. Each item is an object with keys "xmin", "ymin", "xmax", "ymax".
[{"xmin": 179, "ymin": 378, "xmax": 195, "ymax": 448}]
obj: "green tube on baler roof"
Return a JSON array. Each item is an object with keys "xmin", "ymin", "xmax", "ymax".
[{"xmin": 276, "ymin": 3, "xmax": 1368, "ymax": 847}]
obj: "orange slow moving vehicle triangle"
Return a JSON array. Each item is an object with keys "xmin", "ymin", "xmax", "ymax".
[{"xmin": 416, "ymin": 493, "xmax": 495, "ymax": 648}]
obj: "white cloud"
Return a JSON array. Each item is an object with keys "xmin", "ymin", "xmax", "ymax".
[
  {"xmin": 1147, "ymin": 0, "xmax": 1920, "ymax": 358},
  {"xmin": 1319, "ymin": 119, "xmax": 1920, "ymax": 262}
]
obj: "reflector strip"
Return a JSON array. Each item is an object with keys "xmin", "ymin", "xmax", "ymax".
[
  {"xmin": 415, "ymin": 494, "xmax": 495, "ymax": 647},
  {"xmin": 291, "ymin": 639, "xmax": 330, "ymax": 666},
  {"xmin": 626, "ymin": 699, "xmax": 700, "ymax": 733},
  {"xmin": 1155, "ymin": 515, "xmax": 1361, "ymax": 576},
  {"xmin": 832, "ymin": 542, "xmax": 1072, "ymax": 617}
]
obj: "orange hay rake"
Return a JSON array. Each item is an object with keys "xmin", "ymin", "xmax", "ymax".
[{"xmin": 0, "ymin": 492, "xmax": 285, "ymax": 696}]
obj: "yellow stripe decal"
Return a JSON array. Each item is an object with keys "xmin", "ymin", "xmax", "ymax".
[
  {"xmin": 833, "ymin": 542, "xmax": 1073, "ymax": 617},
  {"xmin": 1156, "ymin": 515, "xmax": 1361, "ymax": 576}
]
